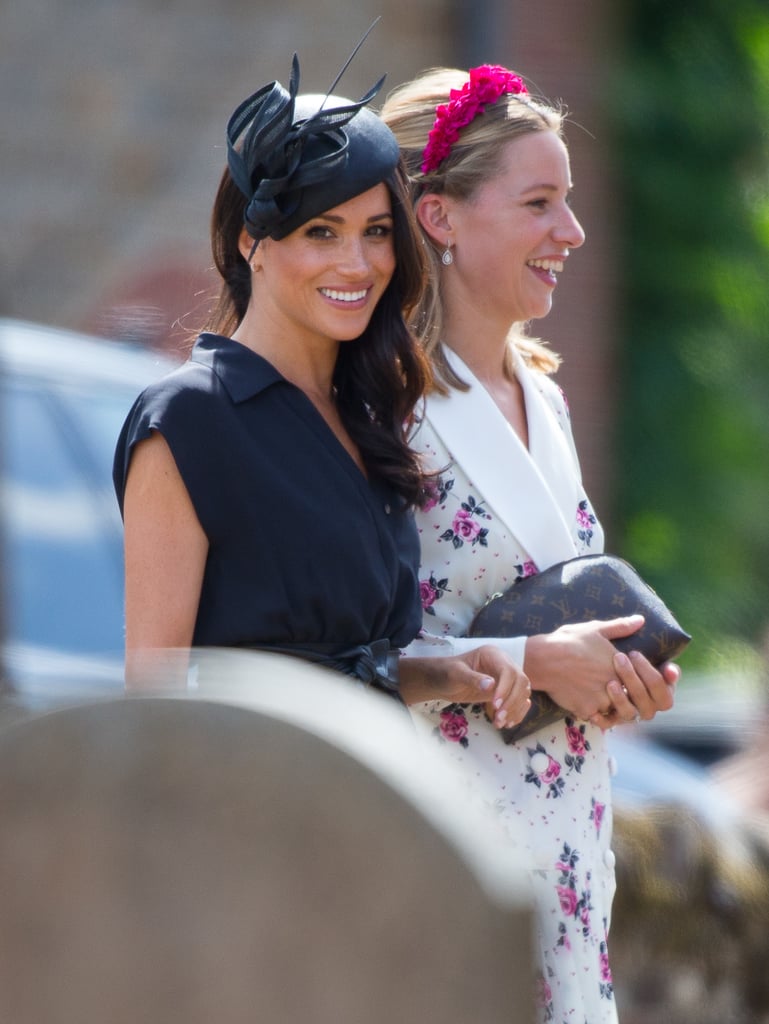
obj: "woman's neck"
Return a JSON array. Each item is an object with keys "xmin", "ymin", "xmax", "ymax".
[
  {"xmin": 443, "ymin": 327, "xmax": 528, "ymax": 448},
  {"xmin": 442, "ymin": 331, "xmax": 510, "ymax": 387},
  {"xmin": 440, "ymin": 292, "xmax": 515, "ymax": 384},
  {"xmin": 232, "ymin": 307, "xmax": 338, "ymax": 402}
]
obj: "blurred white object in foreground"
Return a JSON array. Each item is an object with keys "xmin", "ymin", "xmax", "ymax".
[{"xmin": 0, "ymin": 649, "xmax": 536, "ymax": 1024}]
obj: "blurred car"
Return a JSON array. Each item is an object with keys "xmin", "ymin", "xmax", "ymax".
[
  {"xmin": 0, "ymin": 318, "xmax": 178, "ymax": 708},
  {"xmin": 635, "ymin": 668, "xmax": 764, "ymax": 766},
  {"xmin": 607, "ymin": 725, "xmax": 747, "ymax": 836}
]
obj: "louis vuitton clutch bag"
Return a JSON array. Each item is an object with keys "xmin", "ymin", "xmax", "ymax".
[{"xmin": 467, "ymin": 553, "xmax": 691, "ymax": 743}]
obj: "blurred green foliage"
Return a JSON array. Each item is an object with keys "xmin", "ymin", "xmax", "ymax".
[{"xmin": 610, "ymin": 0, "xmax": 769, "ymax": 668}]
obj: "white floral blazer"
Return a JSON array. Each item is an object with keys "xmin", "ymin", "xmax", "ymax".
[{"xmin": 407, "ymin": 344, "xmax": 605, "ymax": 663}]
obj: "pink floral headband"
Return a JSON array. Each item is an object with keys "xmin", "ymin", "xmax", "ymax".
[{"xmin": 420, "ymin": 64, "xmax": 528, "ymax": 175}]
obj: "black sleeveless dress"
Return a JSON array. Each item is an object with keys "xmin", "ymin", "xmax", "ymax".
[{"xmin": 113, "ymin": 333, "xmax": 422, "ymax": 693}]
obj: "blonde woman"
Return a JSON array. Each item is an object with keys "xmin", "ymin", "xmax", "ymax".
[{"xmin": 384, "ymin": 66, "xmax": 679, "ymax": 1022}]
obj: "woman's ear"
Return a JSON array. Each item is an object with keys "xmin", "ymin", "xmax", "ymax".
[
  {"xmin": 237, "ymin": 228, "xmax": 262, "ymax": 271},
  {"xmin": 416, "ymin": 192, "xmax": 453, "ymax": 247}
]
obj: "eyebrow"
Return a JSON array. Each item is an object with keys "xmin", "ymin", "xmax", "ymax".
[
  {"xmin": 315, "ymin": 211, "xmax": 394, "ymax": 224},
  {"xmin": 520, "ymin": 183, "xmax": 574, "ymax": 194}
]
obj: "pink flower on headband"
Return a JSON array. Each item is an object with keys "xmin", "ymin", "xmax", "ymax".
[{"xmin": 421, "ymin": 64, "xmax": 528, "ymax": 174}]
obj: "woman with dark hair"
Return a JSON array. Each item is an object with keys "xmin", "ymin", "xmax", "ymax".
[{"xmin": 112, "ymin": 56, "xmax": 531, "ymax": 726}]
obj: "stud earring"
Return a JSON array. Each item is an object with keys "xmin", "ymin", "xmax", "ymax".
[{"xmin": 441, "ymin": 243, "xmax": 453, "ymax": 267}]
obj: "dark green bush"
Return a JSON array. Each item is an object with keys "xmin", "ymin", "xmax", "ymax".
[{"xmin": 611, "ymin": 0, "xmax": 769, "ymax": 667}]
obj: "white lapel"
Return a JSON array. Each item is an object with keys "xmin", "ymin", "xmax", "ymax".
[
  {"xmin": 513, "ymin": 347, "xmax": 585, "ymax": 520},
  {"xmin": 424, "ymin": 347, "xmax": 578, "ymax": 568}
]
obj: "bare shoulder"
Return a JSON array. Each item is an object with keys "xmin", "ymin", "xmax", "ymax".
[{"xmin": 125, "ymin": 430, "xmax": 197, "ymax": 526}]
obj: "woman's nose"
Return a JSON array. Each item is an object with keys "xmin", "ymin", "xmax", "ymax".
[
  {"xmin": 337, "ymin": 238, "xmax": 370, "ymax": 275},
  {"xmin": 556, "ymin": 206, "xmax": 586, "ymax": 249}
]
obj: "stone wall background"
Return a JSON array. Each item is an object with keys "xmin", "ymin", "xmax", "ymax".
[{"xmin": 1, "ymin": 0, "xmax": 618, "ymax": 511}]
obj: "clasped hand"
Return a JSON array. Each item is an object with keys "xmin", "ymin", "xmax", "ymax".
[
  {"xmin": 400, "ymin": 615, "xmax": 679, "ymax": 733},
  {"xmin": 525, "ymin": 615, "xmax": 679, "ymax": 730},
  {"xmin": 400, "ymin": 645, "xmax": 531, "ymax": 729}
]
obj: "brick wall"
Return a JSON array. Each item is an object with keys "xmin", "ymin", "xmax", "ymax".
[
  {"xmin": 1, "ymin": 0, "xmax": 618, "ymax": 510},
  {"xmin": 506, "ymin": 0, "xmax": 622, "ymax": 516},
  {"xmin": 1, "ymin": 0, "xmax": 453, "ymax": 343}
]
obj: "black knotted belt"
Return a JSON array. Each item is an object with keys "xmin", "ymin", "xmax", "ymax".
[{"xmin": 240, "ymin": 638, "xmax": 402, "ymax": 703}]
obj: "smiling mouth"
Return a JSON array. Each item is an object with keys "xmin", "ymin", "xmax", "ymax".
[
  {"xmin": 527, "ymin": 258, "xmax": 564, "ymax": 273},
  {"xmin": 319, "ymin": 287, "xmax": 369, "ymax": 303}
]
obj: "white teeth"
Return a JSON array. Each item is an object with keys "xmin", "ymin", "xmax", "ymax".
[
  {"xmin": 321, "ymin": 288, "xmax": 368, "ymax": 302},
  {"xmin": 527, "ymin": 258, "xmax": 564, "ymax": 273}
]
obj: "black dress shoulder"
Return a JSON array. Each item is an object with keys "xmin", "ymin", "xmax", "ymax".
[{"xmin": 113, "ymin": 334, "xmax": 421, "ymax": 653}]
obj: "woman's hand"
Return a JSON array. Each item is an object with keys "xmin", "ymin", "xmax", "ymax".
[
  {"xmin": 589, "ymin": 652, "xmax": 679, "ymax": 731},
  {"xmin": 399, "ymin": 645, "xmax": 532, "ymax": 729},
  {"xmin": 524, "ymin": 615, "xmax": 678, "ymax": 723}
]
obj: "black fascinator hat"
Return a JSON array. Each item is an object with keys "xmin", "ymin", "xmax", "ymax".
[{"xmin": 226, "ymin": 52, "xmax": 400, "ymax": 245}]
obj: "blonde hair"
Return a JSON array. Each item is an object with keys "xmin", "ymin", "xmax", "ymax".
[{"xmin": 381, "ymin": 67, "xmax": 564, "ymax": 391}]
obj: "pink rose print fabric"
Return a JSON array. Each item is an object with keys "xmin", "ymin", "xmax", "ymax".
[{"xmin": 408, "ymin": 356, "xmax": 617, "ymax": 1023}]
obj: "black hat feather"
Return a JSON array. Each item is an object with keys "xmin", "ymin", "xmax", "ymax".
[{"xmin": 226, "ymin": 47, "xmax": 399, "ymax": 244}]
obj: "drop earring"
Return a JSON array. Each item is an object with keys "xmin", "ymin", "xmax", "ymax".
[{"xmin": 441, "ymin": 243, "xmax": 453, "ymax": 266}]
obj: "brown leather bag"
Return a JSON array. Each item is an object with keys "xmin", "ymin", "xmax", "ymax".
[{"xmin": 467, "ymin": 554, "xmax": 691, "ymax": 743}]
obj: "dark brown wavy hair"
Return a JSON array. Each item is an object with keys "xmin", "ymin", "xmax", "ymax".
[{"xmin": 205, "ymin": 158, "xmax": 432, "ymax": 508}]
